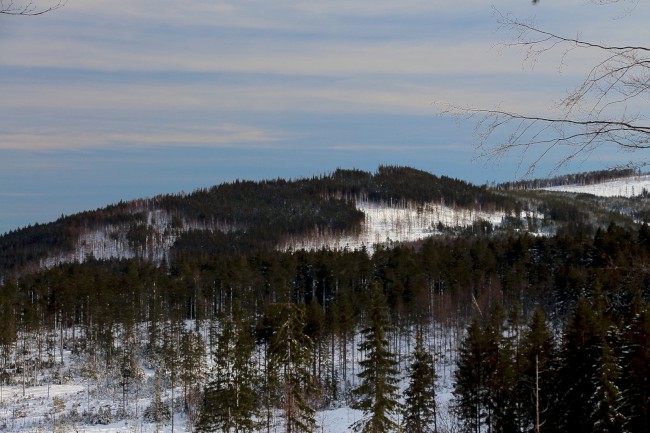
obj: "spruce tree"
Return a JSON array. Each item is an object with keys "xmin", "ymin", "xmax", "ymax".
[
  {"xmin": 619, "ymin": 299, "xmax": 649, "ymax": 433},
  {"xmin": 180, "ymin": 329, "xmax": 207, "ymax": 427},
  {"xmin": 518, "ymin": 307, "xmax": 557, "ymax": 433},
  {"xmin": 402, "ymin": 329, "xmax": 438, "ymax": 433},
  {"xmin": 197, "ymin": 307, "xmax": 258, "ymax": 433},
  {"xmin": 351, "ymin": 285, "xmax": 401, "ymax": 433},
  {"xmin": 589, "ymin": 342, "xmax": 627, "ymax": 433},
  {"xmin": 483, "ymin": 302, "xmax": 517, "ymax": 433},
  {"xmin": 453, "ymin": 319, "xmax": 489, "ymax": 433},
  {"xmin": 269, "ymin": 303, "xmax": 316, "ymax": 433},
  {"xmin": 557, "ymin": 297, "xmax": 604, "ymax": 433}
]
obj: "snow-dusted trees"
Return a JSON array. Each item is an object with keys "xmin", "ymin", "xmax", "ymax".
[
  {"xmin": 589, "ymin": 342, "xmax": 626, "ymax": 433},
  {"xmin": 180, "ymin": 329, "xmax": 207, "ymax": 427},
  {"xmin": 351, "ymin": 286, "xmax": 401, "ymax": 433},
  {"xmin": 198, "ymin": 307, "xmax": 258, "ymax": 433},
  {"xmin": 619, "ymin": 299, "xmax": 650, "ymax": 433}
]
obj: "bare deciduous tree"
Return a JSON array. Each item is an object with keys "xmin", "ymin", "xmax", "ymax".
[
  {"xmin": 1, "ymin": 0, "xmax": 65, "ymax": 16},
  {"xmin": 442, "ymin": 4, "xmax": 650, "ymax": 175}
]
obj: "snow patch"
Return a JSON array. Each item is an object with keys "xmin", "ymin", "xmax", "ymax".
[{"xmin": 541, "ymin": 174, "xmax": 650, "ymax": 197}]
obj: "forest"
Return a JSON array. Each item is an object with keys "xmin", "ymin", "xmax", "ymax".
[
  {"xmin": 0, "ymin": 221, "xmax": 648, "ymax": 432},
  {"xmin": 0, "ymin": 167, "xmax": 648, "ymax": 432}
]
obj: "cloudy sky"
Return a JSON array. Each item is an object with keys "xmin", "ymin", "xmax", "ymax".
[{"xmin": 1, "ymin": 0, "xmax": 648, "ymax": 234}]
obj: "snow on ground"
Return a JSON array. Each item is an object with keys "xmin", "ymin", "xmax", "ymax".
[
  {"xmin": 1, "ymin": 322, "xmax": 459, "ymax": 433},
  {"xmin": 541, "ymin": 174, "xmax": 650, "ymax": 197},
  {"xmin": 285, "ymin": 200, "xmax": 505, "ymax": 252}
]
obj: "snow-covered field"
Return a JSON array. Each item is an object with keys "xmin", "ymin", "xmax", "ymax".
[{"xmin": 541, "ymin": 174, "xmax": 650, "ymax": 197}]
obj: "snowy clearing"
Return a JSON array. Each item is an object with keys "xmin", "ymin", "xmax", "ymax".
[{"xmin": 541, "ymin": 174, "xmax": 650, "ymax": 197}]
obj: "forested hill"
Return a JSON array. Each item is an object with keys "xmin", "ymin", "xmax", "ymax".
[
  {"xmin": 1, "ymin": 166, "xmax": 650, "ymax": 433},
  {"xmin": 0, "ymin": 166, "xmax": 516, "ymax": 278}
]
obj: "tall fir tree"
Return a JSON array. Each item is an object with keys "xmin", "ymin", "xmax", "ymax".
[
  {"xmin": 454, "ymin": 319, "xmax": 489, "ymax": 433},
  {"xmin": 619, "ymin": 298, "xmax": 649, "ymax": 433},
  {"xmin": 557, "ymin": 297, "xmax": 605, "ymax": 433},
  {"xmin": 518, "ymin": 307, "xmax": 558, "ymax": 433},
  {"xmin": 351, "ymin": 285, "xmax": 401, "ymax": 433},
  {"xmin": 180, "ymin": 329, "xmax": 207, "ymax": 426},
  {"xmin": 589, "ymin": 341, "xmax": 627, "ymax": 433},
  {"xmin": 197, "ymin": 306, "xmax": 258, "ymax": 433},
  {"xmin": 269, "ymin": 303, "xmax": 316, "ymax": 433},
  {"xmin": 483, "ymin": 302, "xmax": 517, "ymax": 433},
  {"xmin": 402, "ymin": 328, "xmax": 438, "ymax": 433}
]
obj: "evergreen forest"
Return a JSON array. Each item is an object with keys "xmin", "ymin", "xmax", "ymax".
[{"xmin": 0, "ymin": 166, "xmax": 648, "ymax": 433}]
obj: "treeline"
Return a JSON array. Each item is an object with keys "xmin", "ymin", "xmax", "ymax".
[
  {"xmin": 454, "ymin": 296, "xmax": 649, "ymax": 433},
  {"xmin": 497, "ymin": 168, "xmax": 639, "ymax": 191},
  {"xmin": 3, "ymin": 222, "xmax": 649, "ymax": 349}
]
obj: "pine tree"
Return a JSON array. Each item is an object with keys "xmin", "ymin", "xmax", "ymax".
[
  {"xmin": 162, "ymin": 318, "xmax": 182, "ymax": 433},
  {"xmin": 402, "ymin": 329, "xmax": 438, "ymax": 433},
  {"xmin": 197, "ymin": 306, "xmax": 258, "ymax": 433},
  {"xmin": 269, "ymin": 303, "xmax": 316, "ymax": 433},
  {"xmin": 589, "ymin": 342, "xmax": 627, "ymax": 433},
  {"xmin": 180, "ymin": 329, "xmax": 207, "ymax": 427},
  {"xmin": 351, "ymin": 286, "xmax": 401, "ymax": 433}
]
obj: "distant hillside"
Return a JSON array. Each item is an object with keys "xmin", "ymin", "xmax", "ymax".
[
  {"xmin": 496, "ymin": 168, "xmax": 639, "ymax": 191},
  {"xmin": 0, "ymin": 166, "xmax": 518, "ymax": 278}
]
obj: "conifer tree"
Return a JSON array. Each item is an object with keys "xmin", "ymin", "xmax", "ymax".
[
  {"xmin": 619, "ymin": 299, "xmax": 649, "ymax": 433},
  {"xmin": 589, "ymin": 342, "xmax": 627, "ymax": 433},
  {"xmin": 454, "ymin": 319, "xmax": 489, "ymax": 433},
  {"xmin": 518, "ymin": 307, "xmax": 557, "ymax": 433},
  {"xmin": 180, "ymin": 329, "xmax": 207, "ymax": 426},
  {"xmin": 483, "ymin": 302, "xmax": 517, "ymax": 433},
  {"xmin": 198, "ymin": 306, "xmax": 258, "ymax": 433},
  {"xmin": 269, "ymin": 303, "xmax": 316, "ymax": 433},
  {"xmin": 558, "ymin": 297, "xmax": 605, "ymax": 433},
  {"xmin": 351, "ymin": 286, "xmax": 401, "ymax": 433},
  {"xmin": 402, "ymin": 329, "xmax": 438, "ymax": 433}
]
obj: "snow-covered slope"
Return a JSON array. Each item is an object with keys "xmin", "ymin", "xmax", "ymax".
[
  {"xmin": 40, "ymin": 200, "xmax": 507, "ymax": 268},
  {"xmin": 541, "ymin": 174, "xmax": 650, "ymax": 197},
  {"xmin": 283, "ymin": 200, "xmax": 505, "ymax": 252}
]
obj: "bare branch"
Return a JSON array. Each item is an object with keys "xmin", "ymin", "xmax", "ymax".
[
  {"xmin": 444, "ymin": 8, "xmax": 650, "ymax": 176},
  {"xmin": 0, "ymin": 0, "xmax": 65, "ymax": 16}
]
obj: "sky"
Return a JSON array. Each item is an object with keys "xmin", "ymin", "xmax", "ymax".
[{"xmin": 1, "ymin": 0, "xmax": 649, "ymax": 234}]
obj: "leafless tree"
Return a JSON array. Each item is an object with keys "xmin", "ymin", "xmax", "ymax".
[
  {"xmin": 1, "ymin": 0, "xmax": 65, "ymax": 16},
  {"xmin": 442, "ymin": 3, "xmax": 650, "ymax": 176}
]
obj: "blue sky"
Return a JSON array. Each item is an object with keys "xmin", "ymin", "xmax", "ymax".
[{"xmin": 1, "ymin": 0, "xmax": 648, "ymax": 234}]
